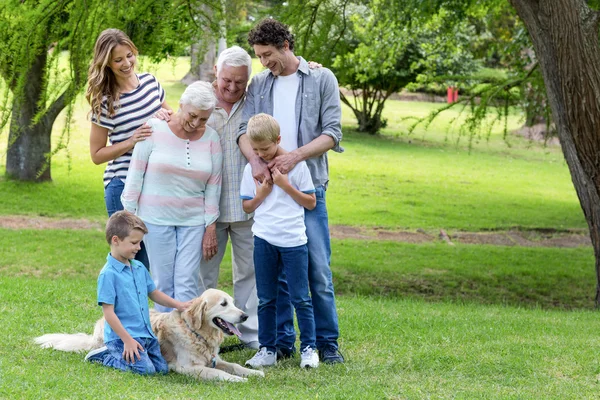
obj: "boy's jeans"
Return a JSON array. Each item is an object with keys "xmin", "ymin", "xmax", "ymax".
[
  {"xmin": 254, "ymin": 236, "xmax": 316, "ymax": 352},
  {"xmin": 103, "ymin": 337, "xmax": 168, "ymax": 375},
  {"xmin": 276, "ymin": 185, "xmax": 340, "ymax": 352},
  {"xmin": 104, "ymin": 177, "xmax": 150, "ymax": 270}
]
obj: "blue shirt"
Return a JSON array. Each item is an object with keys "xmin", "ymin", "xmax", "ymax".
[{"xmin": 97, "ymin": 254, "xmax": 156, "ymax": 343}]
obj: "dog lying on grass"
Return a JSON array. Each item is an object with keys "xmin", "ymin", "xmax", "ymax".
[{"xmin": 34, "ymin": 288, "xmax": 264, "ymax": 382}]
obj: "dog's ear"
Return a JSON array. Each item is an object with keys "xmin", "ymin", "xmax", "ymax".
[{"xmin": 186, "ymin": 298, "xmax": 208, "ymax": 329}]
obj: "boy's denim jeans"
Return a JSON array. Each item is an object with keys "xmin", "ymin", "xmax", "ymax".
[
  {"xmin": 254, "ymin": 236, "xmax": 316, "ymax": 352},
  {"xmin": 104, "ymin": 177, "xmax": 150, "ymax": 270},
  {"xmin": 276, "ymin": 185, "xmax": 340, "ymax": 351},
  {"xmin": 103, "ymin": 337, "xmax": 168, "ymax": 375}
]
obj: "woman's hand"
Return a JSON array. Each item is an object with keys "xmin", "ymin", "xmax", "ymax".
[
  {"xmin": 128, "ymin": 123, "xmax": 152, "ymax": 148},
  {"xmin": 154, "ymin": 107, "xmax": 173, "ymax": 121}
]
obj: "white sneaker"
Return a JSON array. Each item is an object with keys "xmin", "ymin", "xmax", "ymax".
[
  {"xmin": 245, "ymin": 347, "xmax": 277, "ymax": 368},
  {"xmin": 300, "ymin": 346, "xmax": 319, "ymax": 368},
  {"xmin": 84, "ymin": 346, "xmax": 108, "ymax": 363}
]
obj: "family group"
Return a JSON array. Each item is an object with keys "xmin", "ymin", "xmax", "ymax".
[{"xmin": 84, "ymin": 18, "xmax": 345, "ymax": 375}]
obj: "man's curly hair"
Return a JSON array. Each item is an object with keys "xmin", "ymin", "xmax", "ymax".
[{"xmin": 248, "ymin": 18, "xmax": 295, "ymax": 51}]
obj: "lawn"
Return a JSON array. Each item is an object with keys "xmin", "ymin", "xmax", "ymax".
[{"xmin": 0, "ymin": 56, "xmax": 597, "ymax": 399}]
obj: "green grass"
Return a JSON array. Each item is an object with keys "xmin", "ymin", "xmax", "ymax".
[
  {"xmin": 0, "ymin": 57, "xmax": 597, "ymax": 399},
  {"xmin": 2, "ymin": 269, "xmax": 600, "ymax": 399},
  {"xmin": 0, "ymin": 77, "xmax": 586, "ymax": 230}
]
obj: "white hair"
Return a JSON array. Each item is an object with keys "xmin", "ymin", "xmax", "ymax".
[
  {"xmin": 180, "ymin": 81, "xmax": 217, "ymax": 110},
  {"xmin": 216, "ymin": 46, "xmax": 252, "ymax": 79}
]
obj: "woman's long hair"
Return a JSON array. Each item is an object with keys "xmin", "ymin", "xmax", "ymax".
[{"xmin": 86, "ymin": 29, "xmax": 138, "ymax": 119}]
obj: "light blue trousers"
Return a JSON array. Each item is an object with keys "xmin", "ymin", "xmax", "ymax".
[{"xmin": 144, "ymin": 223, "xmax": 205, "ymax": 312}]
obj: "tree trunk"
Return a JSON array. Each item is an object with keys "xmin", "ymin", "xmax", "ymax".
[
  {"xmin": 510, "ymin": 0, "xmax": 600, "ymax": 303},
  {"xmin": 181, "ymin": 39, "xmax": 217, "ymax": 85},
  {"xmin": 6, "ymin": 51, "xmax": 52, "ymax": 182}
]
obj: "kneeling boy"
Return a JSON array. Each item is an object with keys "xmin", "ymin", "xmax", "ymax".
[{"xmin": 85, "ymin": 210, "xmax": 190, "ymax": 375}]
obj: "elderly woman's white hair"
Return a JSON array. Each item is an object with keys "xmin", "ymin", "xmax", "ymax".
[
  {"xmin": 216, "ymin": 46, "xmax": 252, "ymax": 79},
  {"xmin": 179, "ymin": 81, "xmax": 217, "ymax": 110}
]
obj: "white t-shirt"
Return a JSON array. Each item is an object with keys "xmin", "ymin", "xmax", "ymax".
[
  {"xmin": 273, "ymin": 73, "xmax": 300, "ymax": 151},
  {"xmin": 240, "ymin": 161, "xmax": 315, "ymax": 247}
]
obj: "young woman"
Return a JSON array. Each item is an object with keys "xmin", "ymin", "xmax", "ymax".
[{"xmin": 87, "ymin": 28, "xmax": 172, "ymax": 269}]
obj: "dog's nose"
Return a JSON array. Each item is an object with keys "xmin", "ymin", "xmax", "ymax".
[{"xmin": 240, "ymin": 313, "xmax": 248, "ymax": 322}]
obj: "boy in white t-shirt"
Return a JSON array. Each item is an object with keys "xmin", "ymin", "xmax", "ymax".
[{"xmin": 240, "ymin": 113, "xmax": 319, "ymax": 369}]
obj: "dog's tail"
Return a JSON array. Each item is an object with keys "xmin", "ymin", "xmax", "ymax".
[
  {"xmin": 34, "ymin": 319, "xmax": 104, "ymax": 352},
  {"xmin": 34, "ymin": 333, "xmax": 99, "ymax": 352}
]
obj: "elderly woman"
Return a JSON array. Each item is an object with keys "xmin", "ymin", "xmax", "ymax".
[{"xmin": 121, "ymin": 81, "xmax": 222, "ymax": 312}]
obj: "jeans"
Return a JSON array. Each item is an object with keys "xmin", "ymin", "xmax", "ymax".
[
  {"xmin": 276, "ymin": 185, "xmax": 340, "ymax": 351},
  {"xmin": 103, "ymin": 337, "xmax": 168, "ymax": 375},
  {"xmin": 254, "ymin": 236, "xmax": 316, "ymax": 352},
  {"xmin": 144, "ymin": 223, "xmax": 205, "ymax": 312},
  {"xmin": 104, "ymin": 177, "xmax": 150, "ymax": 270}
]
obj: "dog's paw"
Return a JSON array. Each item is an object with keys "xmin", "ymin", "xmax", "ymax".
[{"xmin": 249, "ymin": 369, "xmax": 265, "ymax": 378}]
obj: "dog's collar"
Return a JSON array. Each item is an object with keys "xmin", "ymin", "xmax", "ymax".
[
  {"xmin": 183, "ymin": 318, "xmax": 217, "ymax": 368},
  {"xmin": 183, "ymin": 318, "xmax": 205, "ymax": 341}
]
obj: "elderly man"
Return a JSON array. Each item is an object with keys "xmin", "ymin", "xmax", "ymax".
[
  {"xmin": 199, "ymin": 46, "xmax": 259, "ymax": 349},
  {"xmin": 238, "ymin": 19, "xmax": 345, "ymax": 364}
]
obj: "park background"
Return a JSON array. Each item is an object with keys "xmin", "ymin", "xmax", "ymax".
[{"xmin": 1, "ymin": 1, "xmax": 600, "ymax": 399}]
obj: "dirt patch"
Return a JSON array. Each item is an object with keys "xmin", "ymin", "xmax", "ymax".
[
  {"xmin": 512, "ymin": 123, "xmax": 560, "ymax": 146},
  {"xmin": 330, "ymin": 225, "xmax": 591, "ymax": 248},
  {"xmin": 0, "ymin": 215, "xmax": 590, "ymax": 248},
  {"xmin": 0, "ymin": 216, "xmax": 103, "ymax": 230}
]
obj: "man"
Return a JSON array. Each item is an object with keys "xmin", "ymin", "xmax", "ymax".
[
  {"xmin": 199, "ymin": 46, "xmax": 259, "ymax": 349},
  {"xmin": 237, "ymin": 18, "xmax": 345, "ymax": 363}
]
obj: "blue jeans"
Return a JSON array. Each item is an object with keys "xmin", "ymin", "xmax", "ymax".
[
  {"xmin": 104, "ymin": 177, "xmax": 150, "ymax": 270},
  {"xmin": 103, "ymin": 337, "xmax": 168, "ymax": 375},
  {"xmin": 254, "ymin": 236, "xmax": 316, "ymax": 352},
  {"xmin": 276, "ymin": 186, "xmax": 340, "ymax": 351}
]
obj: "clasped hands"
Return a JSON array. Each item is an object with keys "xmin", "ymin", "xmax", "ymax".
[{"xmin": 252, "ymin": 152, "xmax": 300, "ymax": 187}]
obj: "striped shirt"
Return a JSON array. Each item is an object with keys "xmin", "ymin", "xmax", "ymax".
[
  {"xmin": 207, "ymin": 96, "xmax": 252, "ymax": 223},
  {"xmin": 91, "ymin": 73, "xmax": 165, "ymax": 188},
  {"xmin": 121, "ymin": 119, "xmax": 222, "ymax": 227}
]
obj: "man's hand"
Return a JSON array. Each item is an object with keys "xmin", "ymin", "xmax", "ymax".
[
  {"xmin": 251, "ymin": 157, "xmax": 272, "ymax": 184},
  {"xmin": 271, "ymin": 167, "xmax": 290, "ymax": 189},
  {"xmin": 267, "ymin": 152, "xmax": 301, "ymax": 175},
  {"xmin": 122, "ymin": 338, "xmax": 144, "ymax": 364},
  {"xmin": 202, "ymin": 224, "xmax": 218, "ymax": 260}
]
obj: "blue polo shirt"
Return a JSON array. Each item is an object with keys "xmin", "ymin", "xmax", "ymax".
[{"xmin": 97, "ymin": 253, "xmax": 156, "ymax": 343}]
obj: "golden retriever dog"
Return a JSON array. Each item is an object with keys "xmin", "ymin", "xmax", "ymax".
[{"xmin": 35, "ymin": 289, "xmax": 264, "ymax": 382}]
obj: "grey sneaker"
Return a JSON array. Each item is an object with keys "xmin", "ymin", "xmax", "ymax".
[
  {"xmin": 245, "ymin": 347, "xmax": 277, "ymax": 368},
  {"xmin": 84, "ymin": 346, "xmax": 108, "ymax": 364},
  {"xmin": 242, "ymin": 340, "xmax": 260, "ymax": 350},
  {"xmin": 300, "ymin": 346, "xmax": 319, "ymax": 368},
  {"xmin": 319, "ymin": 345, "xmax": 345, "ymax": 364}
]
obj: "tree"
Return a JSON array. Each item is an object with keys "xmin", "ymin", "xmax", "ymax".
[
  {"xmin": 507, "ymin": 0, "xmax": 600, "ymax": 303},
  {"xmin": 281, "ymin": 0, "xmax": 479, "ymax": 134},
  {"xmin": 389, "ymin": 0, "xmax": 600, "ymax": 303},
  {"xmin": 0, "ymin": 0, "xmax": 215, "ymax": 182}
]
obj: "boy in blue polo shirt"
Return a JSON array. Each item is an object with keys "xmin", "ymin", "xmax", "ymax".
[{"xmin": 85, "ymin": 210, "xmax": 191, "ymax": 375}]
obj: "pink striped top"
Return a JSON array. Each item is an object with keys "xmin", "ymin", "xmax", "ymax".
[{"xmin": 121, "ymin": 118, "xmax": 222, "ymax": 227}]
